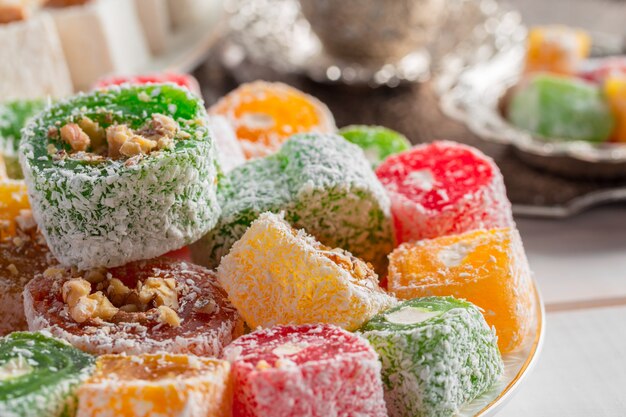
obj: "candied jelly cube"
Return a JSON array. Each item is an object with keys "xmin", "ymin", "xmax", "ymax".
[
  {"xmin": 604, "ymin": 75, "xmax": 626, "ymax": 142},
  {"xmin": 507, "ymin": 73, "xmax": 615, "ymax": 142},
  {"xmin": 222, "ymin": 324, "xmax": 387, "ymax": 417},
  {"xmin": 375, "ymin": 141, "xmax": 513, "ymax": 245},
  {"xmin": 388, "ymin": 227, "xmax": 534, "ymax": 353},
  {"xmin": 525, "ymin": 25, "xmax": 591, "ymax": 75},
  {"xmin": 77, "ymin": 353, "xmax": 232, "ymax": 417},
  {"xmin": 209, "ymin": 81, "xmax": 335, "ymax": 158},
  {"xmin": 216, "ymin": 212, "xmax": 396, "ymax": 331},
  {"xmin": 359, "ymin": 297, "xmax": 503, "ymax": 417}
]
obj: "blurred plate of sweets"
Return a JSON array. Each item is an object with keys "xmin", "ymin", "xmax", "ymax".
[{"xmin": 439, "ymin": 23, "xmax": 626, "ymax": 180}]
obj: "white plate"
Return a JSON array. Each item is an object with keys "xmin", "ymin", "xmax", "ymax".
[{"xmin": 458, "ymin": 279, "xmax": 545, "ymax": 416}]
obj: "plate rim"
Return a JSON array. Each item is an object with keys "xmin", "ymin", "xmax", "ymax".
[{"xmin": 473, "ymin": 279, "xmax": 546, "ymax": 417}]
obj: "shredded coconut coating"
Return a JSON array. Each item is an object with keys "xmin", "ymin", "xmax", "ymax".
[
  {"xmin": 359, "ymin": 297, "xmax": 504, "ymax": 417},
  {"xmin": 209, "ymin": 115, "xmax": 246, "ymax": 173},
  {"xmin": 18, "ymin": 84, "xmax": 220, "ymax": 270},
  {"xmin": 24, "ymin": 258, "xmax": 243, "ymax": 356},
  {"xmin": 375, "ymin": 140, "xmax": 514, "ymax": 245},
  {"xmin": 216, "ymin": 212, "xmax": 396, "ymax": 331},
  {"xmin": 0, "ymin": 331, "xmax": 95, "ymax": 417},
  {"xmin": 388, "ymin": 227, "xmax": 534, "ymax": 354},
  {"xmin": 192, "ymin": 133, "xmax": 394, "ymax": 273},
  {"xmin": 77, "ymin": 353, "xmax": 232, "ymax": 417},
  {"xmin": 222, "ymin": 324, "xmax": 387, "ymax": 417}
]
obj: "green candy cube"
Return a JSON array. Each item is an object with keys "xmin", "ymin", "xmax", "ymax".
[
  {"xmin": 0, "ymin": 332, "xmax": 95, "ymax": 417},
  {"xmin": 19, "ymin": 84, "xmax": 221, "ymax": 270},
  {"xmin": 191, "ymin": 133, "xmax": 394, "ymax": 273},
  {"xmin": 339, "ymin": 125, "xmax": 411, "ymax": 168},
  {"xmin": 0, "ymin": 99, "xmax": 45, "ymax": 179},
  {"xmin": 359, "ymin": 297, "xmax": 503, "ymax": 417},
  {"xmin": 507, "ymin": 73, "xmax": 615, "ymax": 143}
]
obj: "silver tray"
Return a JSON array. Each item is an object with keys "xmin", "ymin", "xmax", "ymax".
[
  {"xmin": 219, "ymin": 0, "xmax": 523, "ymax": 87},
  {"xmin": 438, "ymin": 21, "xmax": 626, "ymax": 179}
]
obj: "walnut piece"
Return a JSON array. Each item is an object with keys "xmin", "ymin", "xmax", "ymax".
[
  {"xmin": 78, "ymin": 117, "xmax": 105, "ymax": 149},
  {"xmin": 139, "ymin": 277, "xmax": 179, "ymax": 310},
  {"xmin": 84, "ymin": 268, "xmax": 107, "ymax": 284},
  {"xmin": 15, "ymin": 210, "xmax": 36, "ymax": 233},
  {"xmin": 157, "ymin": 305, "xmax": 181, "ymax": 327},
  {"xmin": 321, "ymin": 248, "xmax": 376, "ymax": 281},
  {"xmin": 106, "ymin": 124, "xmax": 133, "ymax": 159},
  {"xmin": 7, "ymin": 264, "xmax": 18, "ymax": 276},
  {"xmin": 107, "ymin": 278, "xmax": 132, "ymax": 306},
  {"xmin": 60, "ymin": 123, "xmax": 91, "ymax": 152},
  {"xmin": 86, "ymin": 292, "xmax": 119, "ymax": 321},
  {"xmin": 43, "ymin": 266, "xmax": 66, "ymax": 280},
  {"xmin": 68, "ymin": 296, "xmax": 98, "ymax": 323},
  {"xmin": 119, "ymin": 136, "xmax": 157, "ymax": 157},
  {"xmin": 62, "ymin": 278, "xmax": 91, "ymax": 307},
  {"xmin": 150, "ymin": 114, "xmax": 178, "ymax": 139},
  {"xmin": 62, "ymin": 278, "xmax": 119, "ymax": 323}
]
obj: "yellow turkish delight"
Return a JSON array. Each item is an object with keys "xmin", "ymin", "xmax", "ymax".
[{"xmin": 216, "ymin": 212, "xmax": 396, "ymax": 331}]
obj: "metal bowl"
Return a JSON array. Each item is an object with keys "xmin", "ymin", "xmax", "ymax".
[
  {"xmin": 438, "ymin": 26, "xmax": 626, "ymax": 179},
  {"xmin": 221, "ymin": 0, "xmax": 518, "ymax": 87}
]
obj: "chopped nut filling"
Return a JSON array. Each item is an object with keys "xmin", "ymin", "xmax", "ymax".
[
  {"xmin": 60, "ymin": 123, "xmax": 91, "ymax": 152},
  {"xmin": 106, "ymin": 124, "xmax": 133, "ymax": 159},
  {"xmin": 53, "ymin": 113, "xmax": 183, "ymax": 162},
  {"xmin": 139, "ymin": 113, "xmax": 179, "ymax": 141},
  {"xmin": 58, "ymin": 271, "xmax": 182, "ymax": 326},
  {"xmin": 157, "ymin": 305, "xmax": 181, "ymax": 327},
  {"xmin": 106, "ymin": 278, "xmax": 132, "ymax": 306},
  {"xmin": 119, "ymin": 136, "xmax": 157, "ymax": 157},
  {"xmin": 320, "ymin": 247, "xmax": 377, "ymax": 282},
  {"xmin": 139, "ymin": 277, "xmax": 179, "ymax": 310},
  {"xmin": 62, "ymin": 278, "xmax": 92, "ymax": 307},
  {"xmin": 78, "ymin": 116, "xmax": 106, "ymax": 149},
  {"xmin": 84, "ymin": 268, "xmax": 107, "ymax": 284},
  {"xmin": 7, "ymin": 264, "xmax": 18, "ymax": 276}
]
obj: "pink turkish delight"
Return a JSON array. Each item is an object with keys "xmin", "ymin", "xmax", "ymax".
[
  {"xmin": 375, "ymin": 140, "xmax": 513, "ymax": 244},
  {"xmin": 222, "ymin": 324, "xmax": 387, "ymax": 417}
]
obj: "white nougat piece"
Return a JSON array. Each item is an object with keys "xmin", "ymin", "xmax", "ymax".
[
  {"xmin": 133, "ymin": 0, "xmax": 171, "ymax": 54},
  {"xmin": 0, "ymin": 14, "xmax": 72, "ymax": 100},
  {"xmin": 50, "ymin": 0, "xmax": 151, "ymax": 91}
]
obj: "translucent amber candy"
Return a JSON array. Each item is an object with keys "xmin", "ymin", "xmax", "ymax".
[
  {"xmin": 76, "ymin": 353, "xmax": 232, "ymax": 417},
  {"xmin": 0, "ymin": 178, "xmax": 30, "ymax": 240},
  {"xmin": 604, "ymin": 76, "xmax": 626, "ymax": 142},
  {"xmin": 525, "ymin": 25, "xmax": 591, "ymax": 75},
  {"xmin": 388, "ymin": 228, "xmax": 534, "ymax": 354},
  {"xmin": 209, "ymin": 81, "xmax": 335, "ymax": 158}
]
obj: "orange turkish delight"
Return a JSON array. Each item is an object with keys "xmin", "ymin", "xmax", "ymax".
[
  {"xmin": 76, "ymin": 353, "xmax": 232, "ymax": 417},
  {"xmin": 388, "ymin": 227, "xmax": 534, "ymax": 353},
  {"xmin": 525, "ymin": 25, "xmax": 591, "ymax": 75},
  {"xmin": 209, "ymin": 81, "xmax": 335, "ymax": 158}
]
